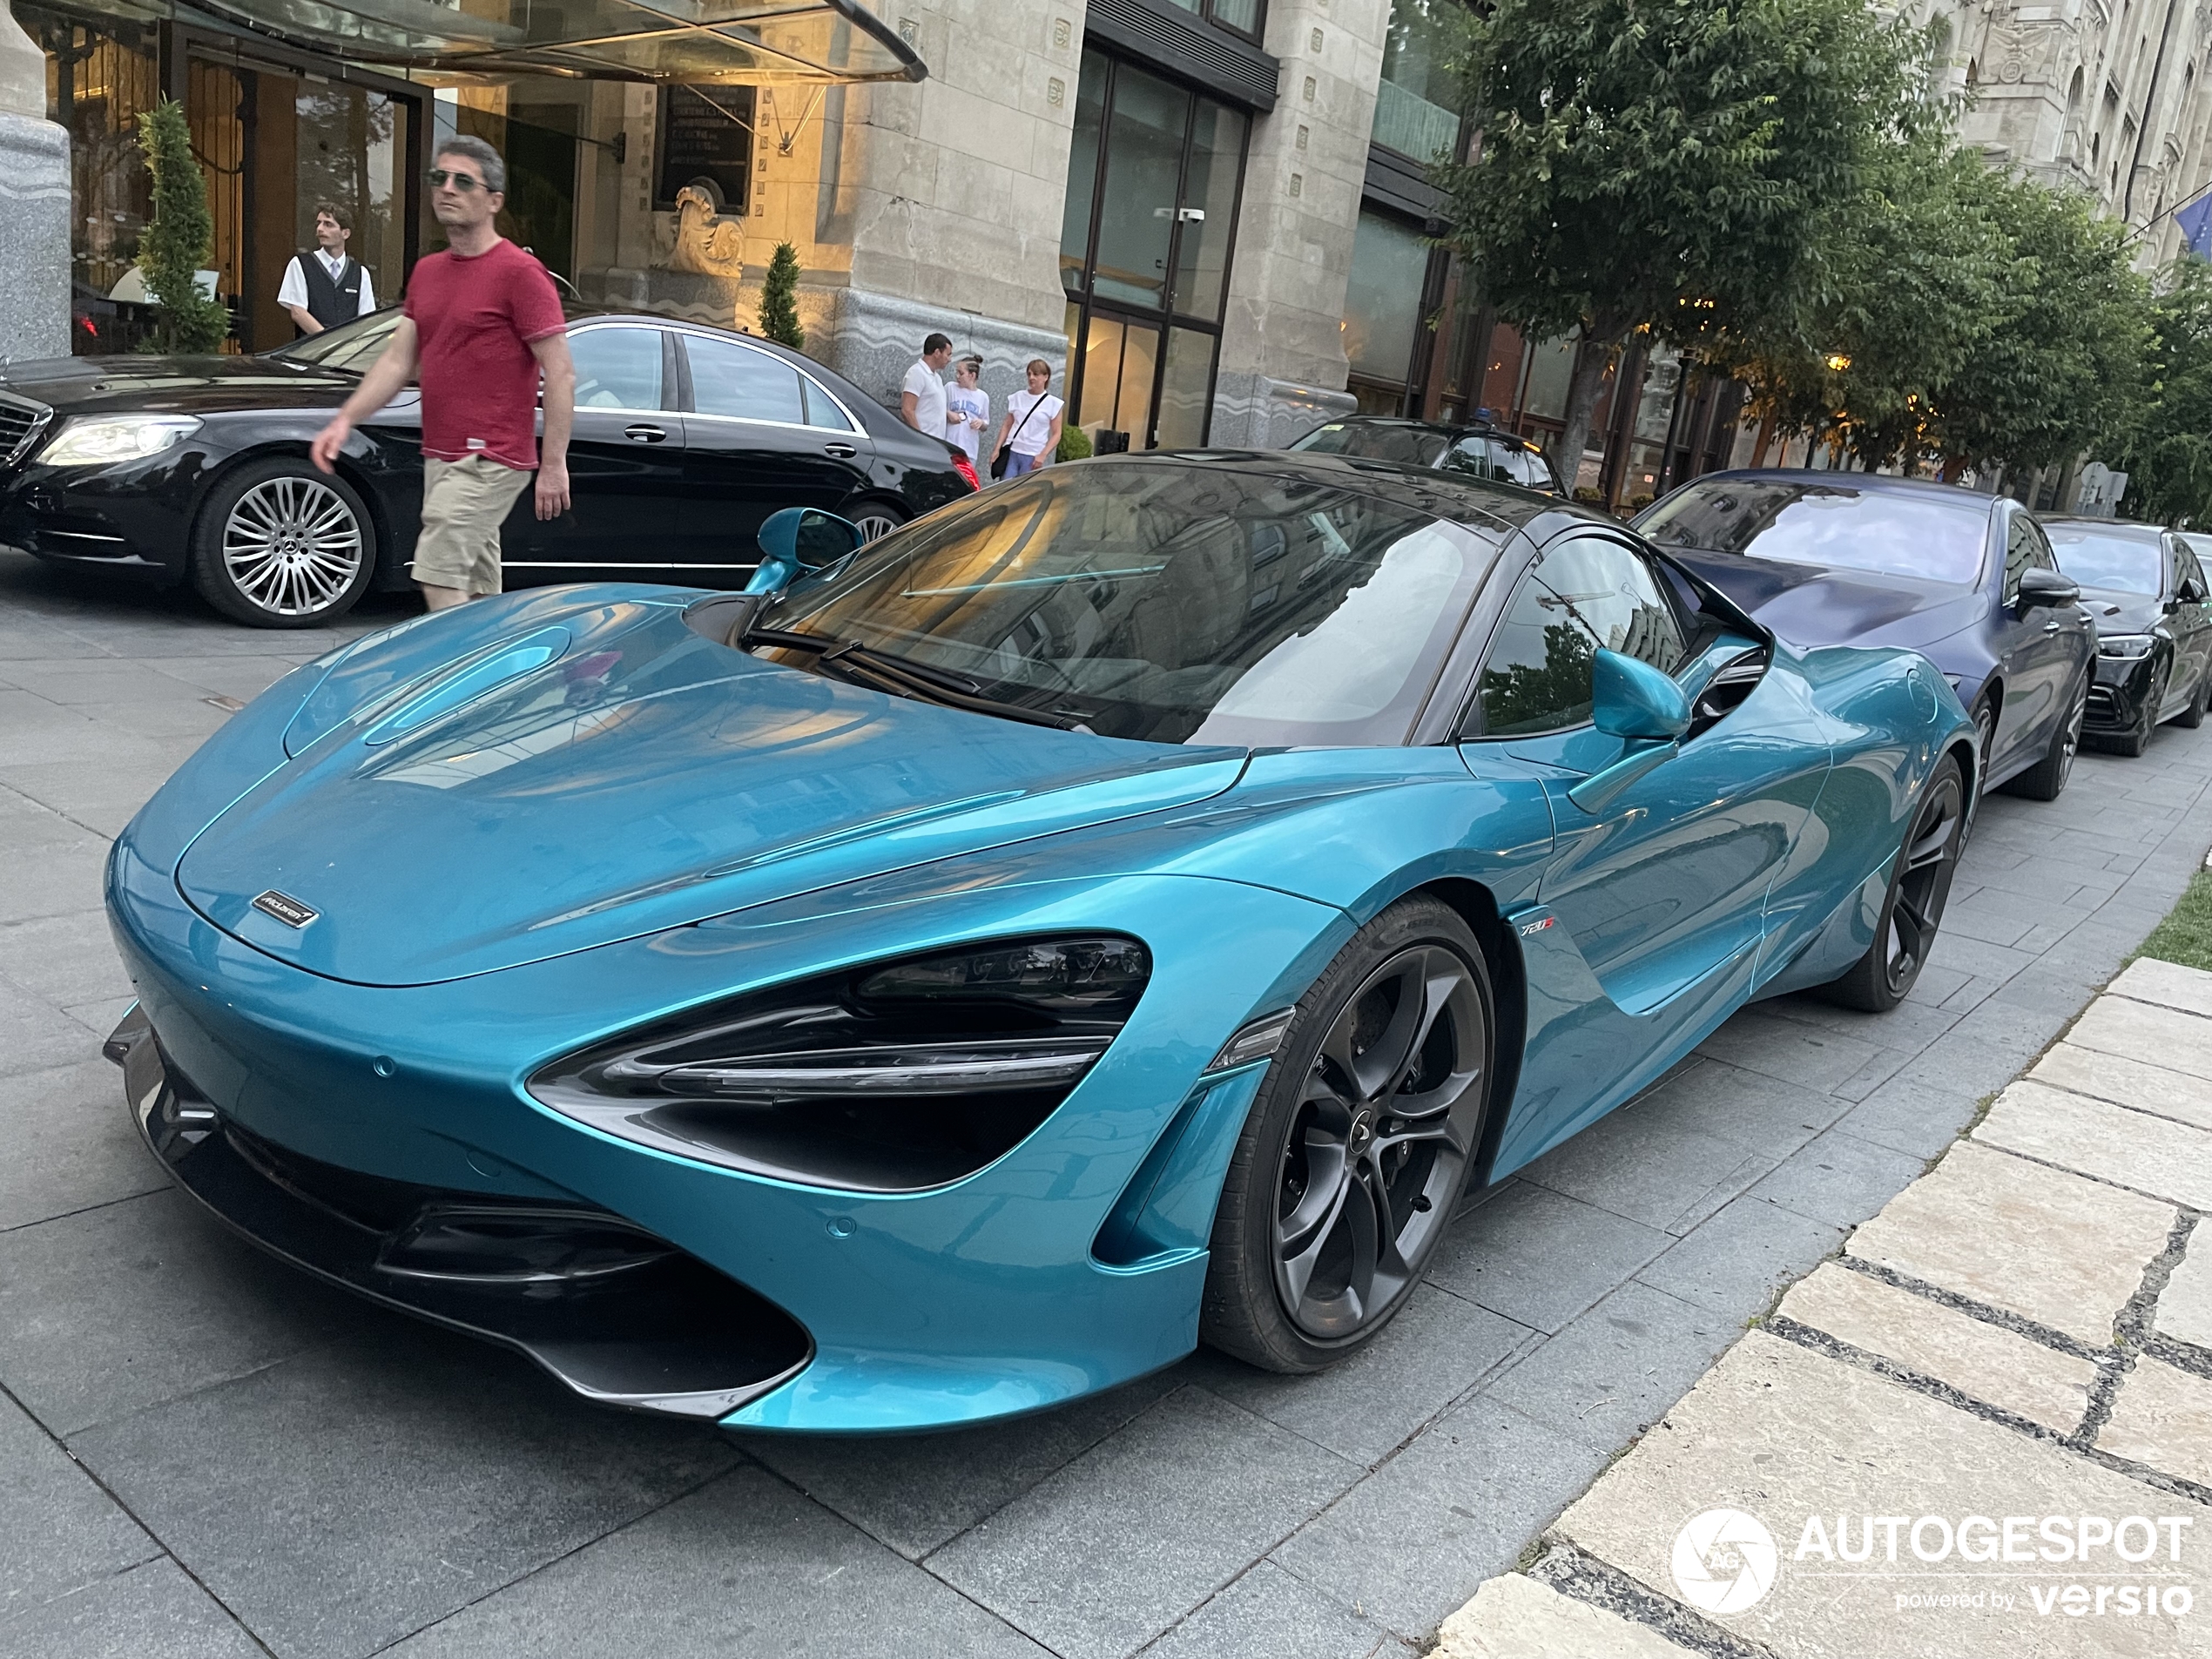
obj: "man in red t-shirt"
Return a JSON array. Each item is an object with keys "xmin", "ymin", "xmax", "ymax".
[{"xmin": 311, "ymin": 135, "xmax": 574, "ymax": 611}]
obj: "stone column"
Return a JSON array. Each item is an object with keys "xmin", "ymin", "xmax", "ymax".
[
  {"xmin": 0, "ymin": 1, "xmax": 70, "ymax": 365},
  {"xmin": 1210, "ymin": 0, "xmax": 1388, "ymax": 448},
  {"xmin": 815, "ymin": 0, "xmax": 1081, "ymax": 418}
]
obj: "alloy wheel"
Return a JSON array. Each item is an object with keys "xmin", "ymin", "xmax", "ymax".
[
  {"xmin": 1884, "ymin": 766, "xmax": 1965, "ymax": 995},
  {"xmin": 222, "ymin": 475, "xmax": 365, "ymax": 618},
  {"xmin": 851, "ymin": 509, "xmax": 903, "ymax": 543},
  {"xmin": 2057, "ymin": 678, "xmax": 2087, "ymax": 782},
  {"xmin": 1271, "ymin": 944, "xmax": 1487, "ymax": 1340}
]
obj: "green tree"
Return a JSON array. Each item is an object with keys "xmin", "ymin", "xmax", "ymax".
[
  {"xmin": 136, "ymin": 97, "xmax": 229, "ymax": 355},
  {"xmin": 1728, "ymin": 147, "xmax": 2146, "ymax": 475},
  {"xmin": 1436, "ymin": 0, "xmax": 1932, "ymax": 476},
  {"xmin": 1723, "ymin": 138, "xmax": 2008, "ymax": 469},
  {"xmin": 2118, "ymin": 260, "xmax": 2212, "ymax": 526},
  {"xmin": 758, "ymin": 240, "xmax": 806, "ymax": 351},
  {"xmin": 1932, "ymin": 172, "xmax": 2146, "ymax": 473}
]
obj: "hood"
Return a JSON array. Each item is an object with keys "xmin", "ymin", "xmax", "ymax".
[
  {"xmin": 1665, "ymin": 548, "xmax": 1981, "ymax": 651},
  {"xmin": 2075, "ymin": 584, "xmax": 2162, "ymax": 636},
  {"xmin": 175, "ymin": 600, "xmax": 1245, "ymax": 985},
  {"xmin": 2, "ymin": 352, "xmax": 361, "ymax": 416}
]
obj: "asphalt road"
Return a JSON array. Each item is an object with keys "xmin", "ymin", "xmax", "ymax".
[{"xmin": 3, "ymin": 552, "xmax": 2209, "ymax": 1659}]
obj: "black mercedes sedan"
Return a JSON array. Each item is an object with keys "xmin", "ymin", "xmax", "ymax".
[
  {"xmin": 1636, "ymin": 470, "xmax": 2093, "ymax": 806},
  {"xmin": 2044, "ymin": 516, "xmax": 2212, "ymax": 754},
  {"xmin": 0, "ymin": 307, "xmax": 975, "ymax": 627},
  {"xmin": 1289, "ymin": 415, "xmax": 1565, "ymax": 496}
]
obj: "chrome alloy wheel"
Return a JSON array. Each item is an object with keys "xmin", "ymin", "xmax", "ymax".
[
  {"xmin": 850, "ymin": 509, "xmax": 904, "ymax": 543},
  {"xmin": 221, "ymin": 475, "xmax": 366, "ymax": 618},
  {"xmin": 1271, "ymin": 944, "xmax": 1487, "ymax": 1340},
  {"xmin": 1884, "ymin": 764, "xmax": 1965, "ymax": 995},
  {"xmin": 2057, "ymin": 677, "xmax": 2087, "ymax": 782}
]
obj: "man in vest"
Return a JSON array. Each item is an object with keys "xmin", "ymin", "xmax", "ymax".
[{"xmin": 278, "ymin": 202, "xmax": 375, "ymax": 334}]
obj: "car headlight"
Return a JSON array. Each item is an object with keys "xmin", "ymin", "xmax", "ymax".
[
  {"xmin": 2097, "ymin": 633, "xmax": 2156, "ymax": 659},
  {"xmin": 38, "ymin": 415, "xmax": 202, "ymax": 467},
  {"xmin": 528, "ymin": 936, "xmax": 1150, "ymax": 1193}
]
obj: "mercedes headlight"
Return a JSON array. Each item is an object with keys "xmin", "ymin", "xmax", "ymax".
[
  {"xmin": 38, "ymin": 415, "xmax": 202, "ymax": 467},
  {"xmin": 529, "ymin": 936, "xmax": 1150, "ymax": 1192},
  {"xmin": 2097, "ymin": 633, "xmax": 2156, "ymax": 659}
]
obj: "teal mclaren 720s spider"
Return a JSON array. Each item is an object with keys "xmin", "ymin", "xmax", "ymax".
[{"xmin": 105, "ymin": 451, "xmax": 1975, "ymax": 1433}]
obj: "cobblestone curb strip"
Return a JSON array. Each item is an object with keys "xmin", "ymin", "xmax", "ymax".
[{"xmin": 1440, "ymin": 957, "xmax": 2212, "ymax": 1659}]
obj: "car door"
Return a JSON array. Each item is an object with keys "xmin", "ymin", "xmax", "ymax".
[
  {"xmin": 2172, "ymin": 541, "xmax": 2212, "ymax": 707},
  {"xmin": 1465, "ymin": 532, "xmax": 1827, "ymax": 1015},
  {"xmin": 677, "ymin": 332, "xmax": 874, "ymax": 574},
  {"xmin": 1986, "ymin": 508, "xmax": 2079, "ymax": 777},
  {"xmin": 506, "ymin": 322, "xmax": 686, "ymax": 575}
]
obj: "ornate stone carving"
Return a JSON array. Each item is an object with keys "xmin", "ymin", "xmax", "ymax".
[{"xmin": 666, "ymin": 184, "xmax": 745, "ymax": 278}]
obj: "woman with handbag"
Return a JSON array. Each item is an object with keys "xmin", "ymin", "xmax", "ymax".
[{"xmin": 991, "ymin": 359, "xmax": 1065, "ymax": 479}]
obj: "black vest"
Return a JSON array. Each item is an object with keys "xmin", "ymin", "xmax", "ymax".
[{"xmin": 294, "ymin": 253, "xmax": 363, "ymax": 331}]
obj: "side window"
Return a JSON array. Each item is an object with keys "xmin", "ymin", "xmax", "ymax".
[
  {"xmin": 1471, "ymin": 538, "xmax": 1689, "ymax": 738},
  {"xmin": 2002, "ymin": 512, "xmax": 2038, "ymax": 603},
  {"xmin": 685, "ymin": 335, "xmax": 807, "ymax": 425},
  {"xmin": 2019, "ymin": 516, "xmax": 2058, "ymax": 571},
  {"xmin": 1501, "ymin": 445, "xmax": 1554, "ymax": 491},
  {"xmin": 801, "ymin": 377, "xmax": 855, "ymax": 431},
  {"xmin": 567, "ymin": 327, "xmax": 665, "ymax": 411},
  {"xmin": 1441, "ymin": 436, "xmax": 1501, "ymax": 481},
  {"xmin": 2182, "ymin": 544, "xmax": 2209, "ymax": 599}
]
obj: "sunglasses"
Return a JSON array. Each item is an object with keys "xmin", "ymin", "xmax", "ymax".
[{"xmin": 426, "ymin": 168, "xmax": 488, "ymax": 192}]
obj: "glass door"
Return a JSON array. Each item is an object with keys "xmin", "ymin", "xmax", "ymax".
[
  {"xmin": 186, "ymin": 43, "xmax": 415, "ymax": 352},
  {"xmin": 1060, "ymin": 50, "xmax": 1248, "ymax": 452}
]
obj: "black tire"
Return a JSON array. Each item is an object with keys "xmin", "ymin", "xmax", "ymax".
[
  {"xmin": 846, "ymin": 502, "xmax": 908, "ymax": 543},
  {"xmin": 191, "ymin": 457, "xmax": 376, "ymax": 627},
  {"xmin": 2000, "ymin": 670, "xmax": 2087, "ymax": 799},
  {"xmin": 2178, "ymin": 665, "xmax": 2209, "ymax": 731},
  {"xmin": 2107, "ymin": 661, "xmax": 2167, "ymax": 759},
  {"xmin": 1963, "ymin": 697, "xmax": 1995, "ymax": 836},
  {"xmin": 1824, "ymin": 752, "xmax": 1967, "ymax": 1012},
  {"xmin": 1201, "ymin": 896, "xmax": 1494, "ymax": 1372}
]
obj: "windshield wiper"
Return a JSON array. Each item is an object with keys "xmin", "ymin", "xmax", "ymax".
[{"xmin": 745, "ymin": 626, "xmax": 1093, "ymax": 732}]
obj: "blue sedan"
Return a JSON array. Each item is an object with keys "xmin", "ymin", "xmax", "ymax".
[
  {"xmin": 1637, "ymin": 470, "xmax": 2094, "ymax": 808},
  {"xmin": 105, "ymin": 453, "xmax": 1973, "ymax": 1433}
]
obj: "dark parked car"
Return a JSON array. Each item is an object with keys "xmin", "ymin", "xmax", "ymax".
[
  {"xmin": 1635, "ymin": 470, "xmax": 2094, "ymax": 806},
  {"xmin": 0, "ymin": 307, "xmax": 975, "ymax": 627},
  {"xmin": 1289, "ymin": 415, "xmax": 1565, "ymax": 495},
  {"xmin": 2044, "ymin": 516, "xmax": 2212, "ymax": 754}
]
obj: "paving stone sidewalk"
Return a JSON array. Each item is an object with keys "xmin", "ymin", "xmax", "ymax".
[
  {"xmin": 1440, "ymin": 952, "xmax": 2212, "ymax": 1659},
  {"xmin": 5, "ymin": 553, "xmax": 2212, "ymax": 1659}
]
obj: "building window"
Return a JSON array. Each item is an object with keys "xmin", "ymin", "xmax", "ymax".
[
  {"xmin": 1342, "ymin": 208, "xmax": 1431, "ymax": 411},
  {"xmin": 1372, "ymin": 0, "xmax": 1464, "ymax": 162},
  {"xmin": 1160, "ymin": 0, "xmax": 1265, "ymax": 44},
  {"xmin": 1062, "ymin": 48, "xmax": 1250, "ymax": 451}
]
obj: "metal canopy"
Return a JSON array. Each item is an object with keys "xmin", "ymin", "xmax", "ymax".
[{"xmin": 185, "ymin": 0, "xmax": 926, "ymax": 83}]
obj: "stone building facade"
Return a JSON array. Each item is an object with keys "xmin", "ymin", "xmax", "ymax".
[{"xmin": 1910, "ymin": 0, "xmax": 2212, "ymax": 265}]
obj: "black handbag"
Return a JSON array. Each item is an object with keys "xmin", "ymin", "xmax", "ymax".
[{"xmin": 991, "ymin": 393, "xmax": 1049, "ymax": 480}]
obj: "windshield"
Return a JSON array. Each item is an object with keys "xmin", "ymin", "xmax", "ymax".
[
  {"xmin": 761, "ymin": 462, "xmax": 1500, "ymax": 746},
  {"xmin": 1290, "ymin": 422, "xmax": 1452, "ymax": 469},
  {"xmin": 2047, "ymin": 523, "xmax": 2164, "ymax": 595},
  {"xmin": 1636, "ymin": 479, "xmax": 1990, "ymax": 585},
  {"xmin": 266, "ymin": 307, "xmax": 404, "ymax": 372}
]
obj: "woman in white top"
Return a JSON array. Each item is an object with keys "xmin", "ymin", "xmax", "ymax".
[
  {"xmin": 944, "ymin": 355, "xmax": 989, "ymax": 462},
  {"xmin": 994, "ymin": 359, "xmax": 1065, "ymax": 477}
]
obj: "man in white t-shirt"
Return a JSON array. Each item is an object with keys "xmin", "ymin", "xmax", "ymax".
[
  {"xmin": 278, "ymin": 203, "xmax": 376, "ymax": 335},
  {"xmin": 944, "ymin": 355, "xmax": 988, "ymax": 462},
  {"xmin": 900, "ymin": 332, "xmax": 953, "ymax": 439}
]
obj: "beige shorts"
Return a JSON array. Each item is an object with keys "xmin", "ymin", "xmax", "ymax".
[{"xmin": 412, "ymin": 455, "xmax": 531, "ymax": 596}]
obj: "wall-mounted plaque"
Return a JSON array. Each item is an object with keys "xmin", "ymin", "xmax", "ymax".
[{"xmin": 654, "ymin": 85, "xmax": 756, "ymax": 213}]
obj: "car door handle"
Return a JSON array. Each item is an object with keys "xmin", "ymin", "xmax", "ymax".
[
  {"xmin": 823, "ymin": 442, "xmax": 857, "ymax": 458},
  {"xmin": 2044, "ymin": 621, "xmax": 2063, "ymax": 633},
  {"xmin": 624, "ymin": 424, "xmax": 667, "ymax": 444}
]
